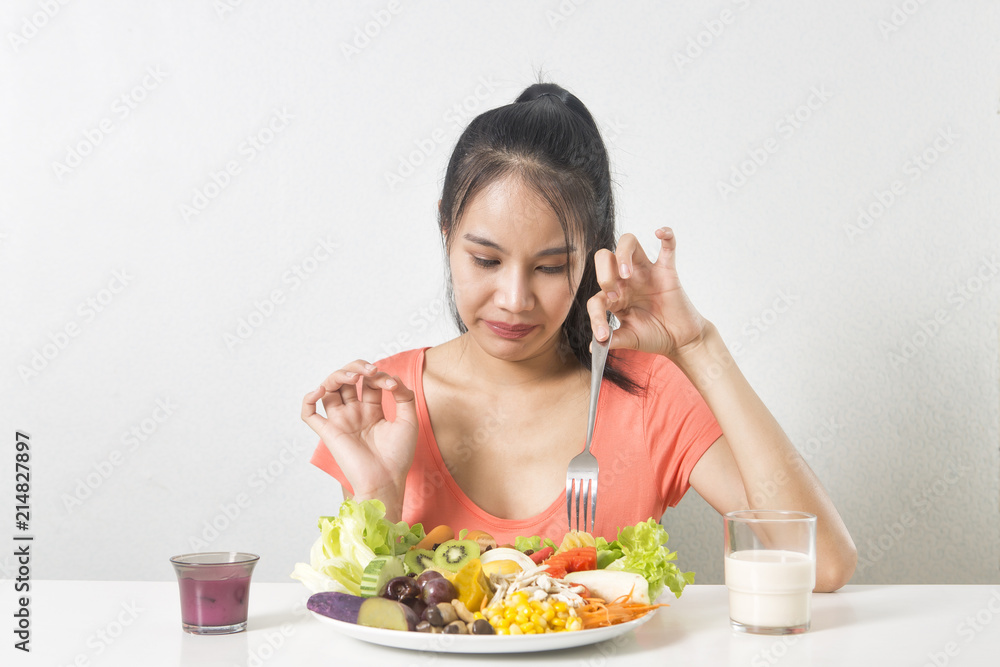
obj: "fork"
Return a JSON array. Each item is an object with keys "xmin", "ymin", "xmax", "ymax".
[{"xmin": 566, "ymin": 328, "xmax": 612, "ymax": 533}]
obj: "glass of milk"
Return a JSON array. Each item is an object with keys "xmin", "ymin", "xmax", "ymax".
[{"xmin": 724, "ymin": 510, "xmax": 816, "ymax": 635}]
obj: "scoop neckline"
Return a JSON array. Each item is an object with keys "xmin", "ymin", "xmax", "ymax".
[{"xmin": 412, "ymin": 347, "xmax": 567, "ymax": 532}]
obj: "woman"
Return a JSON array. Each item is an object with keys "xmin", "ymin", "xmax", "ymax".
[{"xmin": 301, "ymin": 83, "xmax": 856, "ymax": 592}]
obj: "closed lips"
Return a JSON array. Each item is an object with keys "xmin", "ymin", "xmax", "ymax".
[{"xmin": 486, "ymin": 321, "xmax": 535, "ymax": 333}]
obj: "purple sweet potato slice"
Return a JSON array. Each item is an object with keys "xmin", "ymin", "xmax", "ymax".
[
  {"xmin": 307, "ymin": 592, "xmax": 366, "ymax": 624},
  {"xmin": 357, "ymin": 597, "xmax": 419, "ymax": 631}
]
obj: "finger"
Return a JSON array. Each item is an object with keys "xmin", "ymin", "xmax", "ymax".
[
  {"xmin": 319, "ymin": 360, "xmax": 378, "ymax": 390},
  {"xmin": 319, "ymin": 361, "xmax": 380, "ymax": 407},
  {"xmin": 593, "ymin": 249, "xmax": 622, "ymax": 300},
  {"xmin": 654, "ymin": 227, "xmax": 677, "ymax": 269},
  {"xmin": 586, "ymin": 293, "xmax": 613, "ymax": 343},
  {"xmin": 614, "ymin": 233, "xmax": 652, "ymax": 280},
  {"xmin": 607, "ymin": 324, "xmax": 639, "ymax": 351},
  {"xmin": 301, "ymin": 385, "xmax": 329, "ymax": 433},
  {"xmin": 358, "ymin": 371, "xmax": 399, "ymax": 405},
  {"xmin": 594, "ymin": 249, "xmax": 638, "ymax": 311},
  {"xmin": 384, "ymin": 375, "xmax": 418, "ymax": 428},
  {"xmin": 336, "ymin": 381, "xmax": 360, "ymax": 406}
]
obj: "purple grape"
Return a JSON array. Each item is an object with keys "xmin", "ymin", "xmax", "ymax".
[
  {"xmin": 383, "ymin": 576, "xmax": 421, "ymax": 602},
  {"xmin": 421, "ymin": 578, "xmax": 457, "ymax": 606},
  {"xmin": 415, "ymin": 570, "xmax": 444, "ymax": 588},
  {"xmin": 405, "ymin": 597, "xmax": 428, "ymax": 619}
]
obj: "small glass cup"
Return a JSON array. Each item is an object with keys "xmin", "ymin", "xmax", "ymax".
[
  {"xmin": 170, "ymin": 552, "xmax": 259, "ymax": 635},
  {"xmin": 724, "ymin": 510, "xmax": 816, "ymax": 635}
]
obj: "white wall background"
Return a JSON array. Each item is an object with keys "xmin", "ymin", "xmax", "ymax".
[{"xmin": 2, "ymin": 1, "xmax": 998, "ymax": 586}]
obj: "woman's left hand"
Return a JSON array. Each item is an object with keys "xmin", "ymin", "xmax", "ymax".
[{"xmin": 587, "ymin": 227, "xmax": 709, "ymax": 359}]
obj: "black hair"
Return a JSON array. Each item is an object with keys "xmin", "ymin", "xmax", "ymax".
[{"xmin": 438, "ymin": 82, "xmax": 641, "ymax": 394}]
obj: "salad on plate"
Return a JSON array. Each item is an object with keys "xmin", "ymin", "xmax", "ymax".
[{"xmin": 292, "ymin": 499, "xmax": 694, "ymax": 638}]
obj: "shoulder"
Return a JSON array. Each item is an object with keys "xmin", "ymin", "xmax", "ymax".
[
  {"xmin": 609, "ymin": 348, "xmax": 685, "ymax": 385},
  {"xmin": 608, "ymin": 348, "xmax": 699, "ymax": 402},
  {"xmin": 373, "ymin": 348, "xmax": 428, "ymax": 377}
]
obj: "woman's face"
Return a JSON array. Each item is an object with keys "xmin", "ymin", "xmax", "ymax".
[{"xmin": 448, "ymin": 176, "xmax": 586, "ymax": 363}]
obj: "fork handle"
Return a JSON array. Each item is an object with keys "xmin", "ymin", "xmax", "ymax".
[{"xmin": 585, "ymin": 333, "xmax": 611, "ymax": 452}]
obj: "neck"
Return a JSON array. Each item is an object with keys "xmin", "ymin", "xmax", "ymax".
[{"xmin": 453, "ymin": 332, "xmax": 582, "ymax": 388}]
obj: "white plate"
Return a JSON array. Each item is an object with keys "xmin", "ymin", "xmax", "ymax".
[{"xmin": 309, "ymin": 609, "xmax": 656, "ymax": 654}]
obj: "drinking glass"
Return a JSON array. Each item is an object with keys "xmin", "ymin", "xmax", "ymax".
[
  {"xmin": 724, "ymin": 510, "xmax": 816, "ymax": 635},
  {"xmin": 170, "ymin": 552, "xmax": 259, "ymax": 635}
]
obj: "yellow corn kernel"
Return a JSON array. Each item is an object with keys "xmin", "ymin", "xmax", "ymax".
[{"xmin": 484, "ymin": 594, "xmax": 586, "ymax": 634}]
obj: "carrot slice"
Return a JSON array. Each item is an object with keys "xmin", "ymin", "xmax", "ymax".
[{"xmin": 576, "ymin": 595, "xmax": 668, "ymax": 629}]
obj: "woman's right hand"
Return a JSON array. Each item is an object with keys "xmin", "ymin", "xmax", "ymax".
[{"xmin": 300, "ymin": 360, "xmax": 418, "ymax": 517}]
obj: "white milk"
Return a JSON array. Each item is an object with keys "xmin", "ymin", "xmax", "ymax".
[{"xmin": 725, "ymin": 549, "xmax": 815, "ymax": 629}]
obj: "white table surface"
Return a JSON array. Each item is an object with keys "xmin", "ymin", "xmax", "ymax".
[{"xmin": 4, "ymin": 581, "xmax": 1000, "ymax": 666}]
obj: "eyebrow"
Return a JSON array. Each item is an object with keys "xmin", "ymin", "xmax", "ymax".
[{"xmin": 462, "ymin": 233, "xmax": 575, "ymax": 257}]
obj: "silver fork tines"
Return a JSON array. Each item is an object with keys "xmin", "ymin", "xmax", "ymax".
[
  {"xmin": 566, "ymin": 329, "xmax": 611, "ymax": 533},
  {"xmin": 566, "ymin": 476, "xmax": 598, "ymax": 532}
]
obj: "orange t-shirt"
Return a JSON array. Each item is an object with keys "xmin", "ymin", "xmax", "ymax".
[{"xmin": 310, "ymin": 347, "xmax": 723, "ymax": 544}]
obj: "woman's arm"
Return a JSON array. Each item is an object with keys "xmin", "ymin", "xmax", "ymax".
[
  {"xmin": 588, "ymin": 227, "xmax": 856, "ymax": 591},
  {"xmin": 678, "ymin": 324, "xmax": 857, "ymax": 592}
]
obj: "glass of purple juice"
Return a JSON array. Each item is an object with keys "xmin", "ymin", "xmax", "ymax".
[{"xmin": 170, "ymin": 552, "xmax": 259, "ymax": 635}]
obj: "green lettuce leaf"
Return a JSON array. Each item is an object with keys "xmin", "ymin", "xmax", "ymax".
[
  {"xmin": 600, "ymin": 518, "xmax": 695, "ymax": 600},
  {"xmin": 514, "ymin": 535, "xmax": 541, "ymax": 552},
  {"xmin": 291, "ymin": 499, "xmax": 423, "ymax": 594},
  {"xmin": 514, "ymin": 535, "xmax": 557, "ymax": 553},
  {"xmin": 396, "ymin": 521, "xmax": 425, "ymax": 553},
  {"xmin": 595, "ymin": 536, "xmax": 623, "ymax": 569}
]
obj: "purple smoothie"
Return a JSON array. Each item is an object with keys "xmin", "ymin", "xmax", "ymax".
[{"xmin": 178, "ymin": 574, "xmax": 252, "ymax": 628}]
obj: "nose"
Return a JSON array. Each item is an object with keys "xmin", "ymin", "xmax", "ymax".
[{"xmin": 494, "ymin": 267, "xmax": 533, "ymax": 313}]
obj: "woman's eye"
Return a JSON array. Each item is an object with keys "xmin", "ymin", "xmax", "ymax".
[
  {"xmin": 538, "ymin": 265, "xmax": 566, "ymax": 274},
  {"xmin": 472, "ymin": 256, "xmax": 499, "ymax": 268}
]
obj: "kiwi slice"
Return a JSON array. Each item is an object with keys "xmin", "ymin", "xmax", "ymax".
[
  {"xmin": 403, "ymin": 548, "xmax": 435, "ymax": 574},
  {"xmin": 432, "ymin": 539, "xmax": 480, "ymax": 573}
]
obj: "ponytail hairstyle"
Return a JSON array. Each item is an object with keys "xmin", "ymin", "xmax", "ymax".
[{"xmin": 438, "ymin": 82, "xmax": 640, "ymax": 394}]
